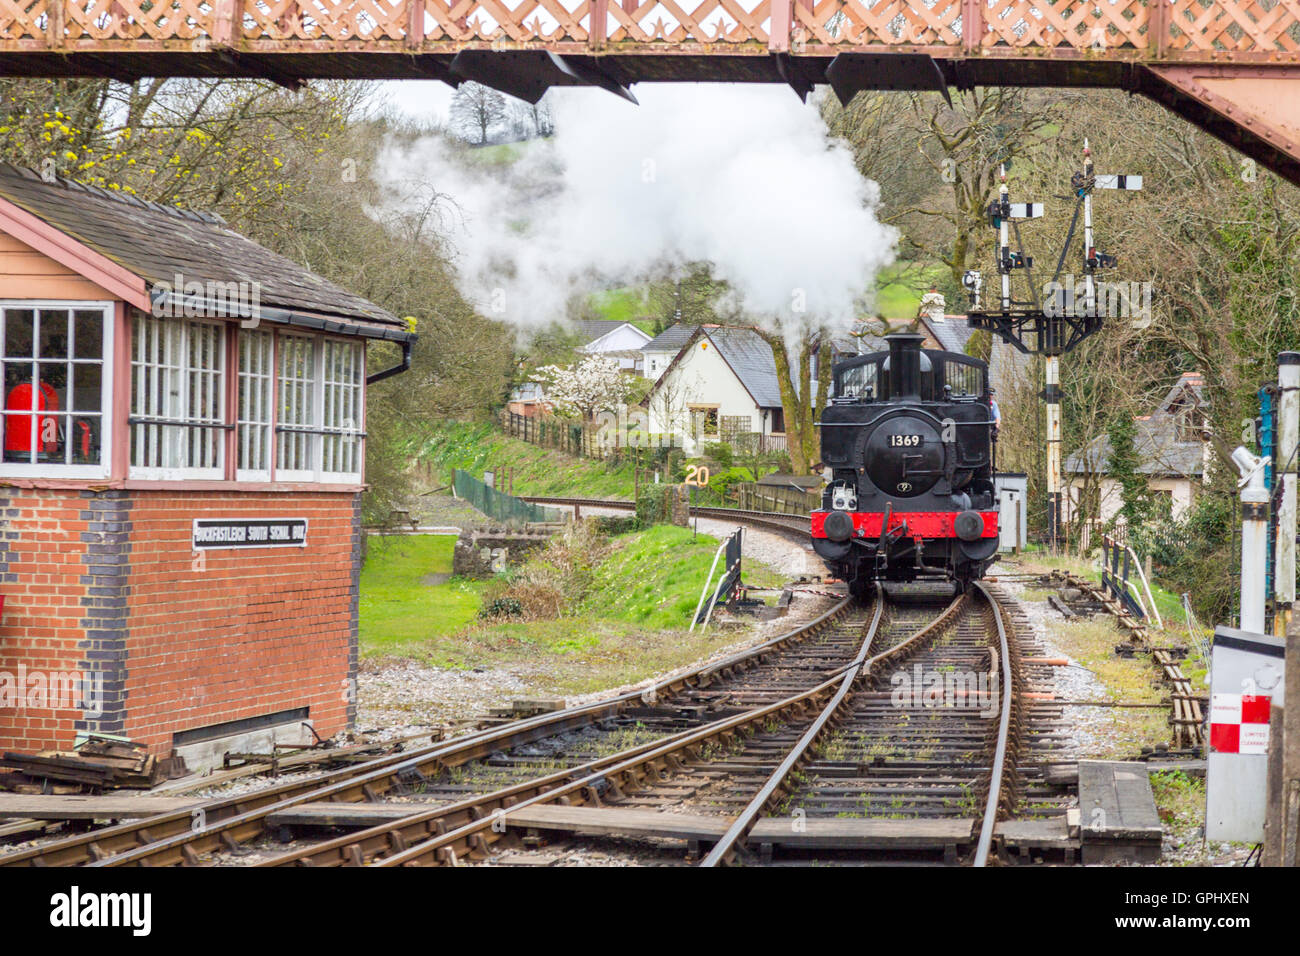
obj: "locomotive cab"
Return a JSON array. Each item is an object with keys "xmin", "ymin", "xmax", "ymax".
[{"xmin": 812, "ymin": 333, "xmax": 1000, "ymax": 593}]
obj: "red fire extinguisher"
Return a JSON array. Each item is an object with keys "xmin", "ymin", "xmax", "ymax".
[{"xmin": 4, "ymin": 381, "xmax": 59, "ymax": 455}]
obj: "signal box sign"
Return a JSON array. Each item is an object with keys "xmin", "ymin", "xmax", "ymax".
[{"xmin": 193, "ymin": 518, "xmax": 308, "ymax": 550}]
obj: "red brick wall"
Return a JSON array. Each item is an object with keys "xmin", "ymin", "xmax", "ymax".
[
  {"xmin": 0, "ymin": 487, "xmax": 360, "ymax": 755},
  {"xmin": 0, "ymin": 490, "xmax": 97, "ymax": 753}
]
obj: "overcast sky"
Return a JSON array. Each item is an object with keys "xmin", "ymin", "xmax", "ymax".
[{"xmin": 378, "ymin": 80, "xmax": 457, "ymax": 126}]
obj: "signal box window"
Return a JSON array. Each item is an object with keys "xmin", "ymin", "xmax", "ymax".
[
  {"xmin": 1, "ymin": 302, "xmax": 112, "ymax": 478},
  {"xmin": 130, "ymin": 315, "xmax": 226, "ymax": 479}
]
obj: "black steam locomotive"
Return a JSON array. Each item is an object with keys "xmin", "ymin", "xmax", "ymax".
[{"xmin": 810, "ymin": 333, "xmax": 1000, "ymax": 595}]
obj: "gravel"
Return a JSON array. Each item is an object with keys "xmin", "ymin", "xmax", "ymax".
[
  {"xmin": 998, "ymin": 576, "xmax": 1113, "ymax": 758},
  {"xmin": 356, "ymin": 658, "xmax": 532, "ymax": 736}
]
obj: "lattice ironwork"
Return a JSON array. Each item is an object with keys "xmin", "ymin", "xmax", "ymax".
[{"xmin": 3, "ymin": 0, "xmax": 1295, "ymax": 51}]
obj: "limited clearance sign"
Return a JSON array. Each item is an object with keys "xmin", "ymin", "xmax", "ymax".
[{"xmin": 1209, "ymin": 693, "xmax": 1271, "ymax": 755}]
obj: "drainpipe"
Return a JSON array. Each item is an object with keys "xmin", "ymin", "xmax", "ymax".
[{"xmin": 367, "ymin": 339, "xmax": 413, "ymax": 385}]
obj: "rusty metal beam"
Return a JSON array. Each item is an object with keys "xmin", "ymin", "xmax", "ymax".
[{"xmin": 1135, "ymin": 64, "xmax": 1300, "ymax": 188}]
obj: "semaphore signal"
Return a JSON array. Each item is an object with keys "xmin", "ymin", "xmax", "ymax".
[{"xmin": 965, "ymin": 140, "xmax": 1142, "ymax": 550}]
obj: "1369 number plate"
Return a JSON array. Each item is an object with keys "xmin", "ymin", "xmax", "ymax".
[{"xmin": 888, "ymin": 434, "xmax": 922, "ymax": 447}]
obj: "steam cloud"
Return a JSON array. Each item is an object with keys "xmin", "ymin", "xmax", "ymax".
[{"xmin": 375, "ymin": 84, "xmax": 898, "ymax": 338}]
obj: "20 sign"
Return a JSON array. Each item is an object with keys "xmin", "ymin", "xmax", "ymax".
[{"xmin": 684, "ymin": 465, "xmax": 711, "ymax": 487}]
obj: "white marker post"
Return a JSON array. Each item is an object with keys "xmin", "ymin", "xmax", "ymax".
[
  {"xmin": 1275, "ymin": 352, "xmax": 1299, "ymax": 635},
  {"xmin": 1235, "ymin": 446, "xmax": 1271, "ymax": 633}
]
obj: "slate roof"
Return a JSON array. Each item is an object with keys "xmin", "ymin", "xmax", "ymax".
[
  {"xmin": 704, "ymin": 326, "xmax": 784, "ymax": 408},
  {"xmin": 919, "ymin": 314, "xmax": 976, "ymax": 354},
  {"xmin": 1065, "ymin": 373, "xmax": 1208, "ymax": 477},
  {"xmin": 0, "ymin": 163, "xmax": 410, "ymax": 340},
  {"xmin": 642, "ymin": 321, "xmax": 699, "ymax": 352},
  {"xmin": 574, "ymin": 319, "xmax": 648, "ymax": 346}
]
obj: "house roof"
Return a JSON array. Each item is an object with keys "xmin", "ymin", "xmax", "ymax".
[
  {"xmin": 705, "ymin": 326, "xmax": 785, "ymax": 409},
  {"xmin": 918, "ymin": 314, "xmax": 976, "ymax": 354},
  {"xmin": 1065, "ymin": 372, "xmax": 1208, "ymax": 477},
  {"xmin": 574, "ymin": 319, "xmax": 650, "ymax": 348},
  {"xmin": 651, "ymin": 325, "xmax": 784, "ymax": 410},
  {"xmin": 642, "ymin": 321, "xmax": 699, "ymax": 352},
  {"xmin": 0, "ymin": 163, "xmax": 412, "ymax": 342}
]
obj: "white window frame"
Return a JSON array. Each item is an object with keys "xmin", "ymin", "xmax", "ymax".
[
  {"xmin": 0, "ymin": 300, "xmax": 114, "ymax": 480},
  {"xmin": 236, "ymin": 328, "xmax": 275, "ymax": 482},
  {"xmin": 276, "ymin": 332, "xmax": 364, "ymax": 484},
  {"xmin": 129, "ymin": 315, "xmax": 226, "ymax": 481}
]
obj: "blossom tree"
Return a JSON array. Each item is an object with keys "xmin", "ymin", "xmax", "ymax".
[{"xmin": 534, "ymin": 354, "xmax": 633, "ymax": 421}]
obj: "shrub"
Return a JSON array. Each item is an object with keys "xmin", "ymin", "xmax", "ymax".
[
  {"xmin": 477, "ymin": 522, "xmax": 610, "ymax": 621},
  {"xmin": 1129, "ymin": 494, "xmax": 1235, "ymax": 622},
  {"xmin": 479, "ymin": 596, "xmax": 523, "ymax": 619},
  {"xmin": 704, "ymin": 441, "xmax": 734, "ymax": 468},
  {"xmin": 637, "ymin": 482, "xmax": 673, "ymax": 525}
]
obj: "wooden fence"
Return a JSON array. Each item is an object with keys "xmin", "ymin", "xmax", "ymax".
[
  {"xmin": 732, "ymin": 482, "xmax": 821, "ymax": 516},
  {"xmin": 501, "ymin": 410, "xmax": 605, "ymax": 459}
]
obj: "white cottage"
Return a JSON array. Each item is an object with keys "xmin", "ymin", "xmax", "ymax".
[
  {"xmin": 641, "ymin": 322, "xmax": 698, "ymax": 382},
  {"xmin": 646, "ymin": 325, "xmax": 788, "ymax": 455},
  {"xmin": 1063, "ymin": 371, "xmax": 1209, "ymax": 527},
  {"xmin": 575, "ymin": 319, "xmax": 651, "ymax": 373}
]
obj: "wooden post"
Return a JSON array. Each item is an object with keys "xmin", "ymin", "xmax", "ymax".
[{"xmin": 1264, "ymin": 614, "xmax": 1300, "ymax": 865}]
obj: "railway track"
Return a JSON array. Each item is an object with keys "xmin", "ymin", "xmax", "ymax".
[
  {"xmin": 0, "ymin": 589, "xmax": 858, "ymax": 867},
  {"xmin": 271, "ymin": 583, "xmax": 1056, "ymax": 867},
  {"xmin": 4, "ymin": 497, "xmax": 1064, "ymax": 867}
]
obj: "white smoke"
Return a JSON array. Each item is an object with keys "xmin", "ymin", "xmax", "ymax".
[{"xmin": 374, "ymin": 84, "xmax": 897, "ymax": 338}]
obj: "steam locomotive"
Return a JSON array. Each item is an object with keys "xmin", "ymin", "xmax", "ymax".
[{"xmin": 810, "ymin": 333, "xmax": 1000, "ymax": 595}]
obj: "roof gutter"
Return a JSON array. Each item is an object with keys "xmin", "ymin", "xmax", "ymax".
[{"xmin": 147, "ymin": 289, "xmax": 417, "ymax": 344}]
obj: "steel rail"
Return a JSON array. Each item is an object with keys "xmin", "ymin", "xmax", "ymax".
[
  {"xmin": 972, "ymin": 582, "xmax": 1016, "ymax": 868},
  {"xmin": 8, "ymin": 499, "xmax": 829, "ymax": 867},
  {"xmin": 372, "ymin": 640, "xmax": 884, "ymax": 867},
  {"xmin": 8, "ymin": 595, "xmax": 850, "ymax": 867},
  {"xmin": 701, "ymin": 590, "xmax": 972, "ymax": 866},
  {"xmin": 372, "ymin": 590, "xmax": 985, "ymax": 867},
  {"xmin": 262, "ymin": 598, "xmax": 879, "ymax": 867}
]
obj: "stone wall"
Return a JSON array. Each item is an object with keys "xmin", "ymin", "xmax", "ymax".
[{"xmin": 452, "ymin": 529, "xmax": 552, "ymax": 578}]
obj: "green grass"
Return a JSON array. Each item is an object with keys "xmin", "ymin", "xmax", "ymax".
[
  {"xmin": 423, "ymin": 421, "xmax": 638, "ymax": 498},
  {"xmin": 359, "ymin": 535, "xmax": 485, "ymax": 653},
  {"xmin": 581, "ymin": 523, "xmax": 785, "ymax": 629},
  {"xmin": 360, "ymin": 524, "xmax": 788, "ymax": 694},
  {"xmin": 1149, "ymin": 769, "xmax": 1205, "ymax": 830},
  {"xmin": 589, "ymin": 288, "xmax": 656, "ymax": 334},
  {"xmin": 874, "ymin": 262, "xmax": 949, "ymax": 319}
]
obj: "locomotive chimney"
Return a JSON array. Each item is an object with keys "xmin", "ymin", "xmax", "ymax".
[{"xmin": 887, "ymin": 333, "xmax": 925, "ymax": 399}]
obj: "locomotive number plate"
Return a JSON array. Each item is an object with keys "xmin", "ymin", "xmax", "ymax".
[{"xmin": 888, "ymin": 434, "xmax": 923, "ymax": 447}]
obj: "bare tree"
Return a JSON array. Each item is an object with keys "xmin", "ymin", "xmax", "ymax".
[{"xmin": 450, "ymin": 82, "xmax": 507, "ymax": 145}]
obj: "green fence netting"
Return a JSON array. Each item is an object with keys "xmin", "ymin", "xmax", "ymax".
[{"xmin": 454, "ymin": 469, "xmax": 562, "ymax": 525}]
